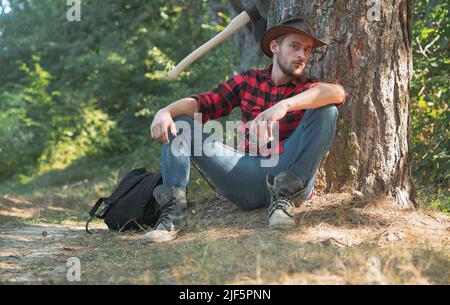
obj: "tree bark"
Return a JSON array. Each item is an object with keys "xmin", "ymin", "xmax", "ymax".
[{"xmin": 263, "ymin": 0, "xmax": 417, "ymax": 207}]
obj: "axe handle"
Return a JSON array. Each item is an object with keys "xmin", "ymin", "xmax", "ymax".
[{"xmin": 167, "ymin": 11, "xmax": 251, "ymax": 80}]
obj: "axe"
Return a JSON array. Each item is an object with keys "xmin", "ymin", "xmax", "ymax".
[{"xmin": 167, "ymin": 4, "xmax": 267, "ymax": 80}]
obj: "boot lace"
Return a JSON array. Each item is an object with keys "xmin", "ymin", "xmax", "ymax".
[{"xmin": 269, "ymin": 196, "xmax": 295, "ymax": 217}]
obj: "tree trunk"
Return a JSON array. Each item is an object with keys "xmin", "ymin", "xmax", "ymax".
[{"xmin": 263, "ymin": 0, "xmax": 417, "ymax": 208}]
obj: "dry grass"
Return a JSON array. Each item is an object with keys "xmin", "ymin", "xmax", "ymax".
[{"xmin": 0, "ymin": 189, "xmax": 449, "ymax": 284}]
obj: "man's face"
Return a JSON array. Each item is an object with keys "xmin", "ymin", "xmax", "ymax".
[{"xmin": 271, "ymin": 33, "xmax": 314, "ymax": 77}]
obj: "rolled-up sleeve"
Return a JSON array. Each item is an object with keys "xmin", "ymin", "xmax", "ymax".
[
  {"xmin": 190, "ymin": 73, "xmax": 245, "ymax": 123},
  {"xmin": 332, "ymin": 81, "xmax": 348, "ymax": 105},
  {"xmin": 303, "ymin": 80, "xmax": 348, "ymax": 106}
]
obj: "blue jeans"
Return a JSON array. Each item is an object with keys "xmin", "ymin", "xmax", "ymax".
[{"xmin": 161, "ymin": 104, "xmax": 338, "ymax": 210}]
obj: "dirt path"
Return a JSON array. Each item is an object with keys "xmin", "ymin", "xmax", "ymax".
[
  {"xmin": 1, "ymin": 193, "xmax": 449, "ymax": 284},
  {"xmin": 0, "ymin": 224, "xmax": 88, "ymax": 283}
]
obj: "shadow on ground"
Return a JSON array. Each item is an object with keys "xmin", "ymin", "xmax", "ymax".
[{"xmin": 0, "ymin": 191, "xmax": 449, "ymax": 284}]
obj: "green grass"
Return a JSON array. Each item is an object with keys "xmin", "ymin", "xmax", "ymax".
[
  {"xmin": 416, "ymin": 184, "xmax": 449, "ymax": 213},
  {"xmin": 0, "ymin": 145, "xmax": 215, "ymax": 201},
  {"xmin": 0, "ymin": 145, "xmax": 216, "ymax": 230}
]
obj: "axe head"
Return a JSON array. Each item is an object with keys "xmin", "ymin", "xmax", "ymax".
[{"xmin": 245, "ymin": 3, "xmax": 267, "ymax": 42}]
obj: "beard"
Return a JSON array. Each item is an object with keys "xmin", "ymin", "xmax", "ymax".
[{"xmin": 276, "ymin": 52, "xmax": 305, "ymax": 78}]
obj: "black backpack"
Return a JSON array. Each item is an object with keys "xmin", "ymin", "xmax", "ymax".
[{"xmin": 86, "ymin": 168, "xmax": 163, "ymax": 233}]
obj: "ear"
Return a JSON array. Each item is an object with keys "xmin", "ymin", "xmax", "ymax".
[{"xmin": 269, "ymin": 40, "xmax": 279, "ymax": 55}]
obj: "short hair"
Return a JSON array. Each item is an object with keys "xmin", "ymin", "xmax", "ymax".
[{"xmin": 275, "ymin": 34, "xmax": 289, "ymax": 46}]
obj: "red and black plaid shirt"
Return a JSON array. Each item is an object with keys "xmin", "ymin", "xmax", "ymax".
[{"xmin": 191, "ymin": 64, "xmax": 345, "ymax": 155}]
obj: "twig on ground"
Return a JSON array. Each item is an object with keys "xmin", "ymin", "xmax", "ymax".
[{"xmin": 329, "ymin": 238, "xmax": 348, "ymax": 247}]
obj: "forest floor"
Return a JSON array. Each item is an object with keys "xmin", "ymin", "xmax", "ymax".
[{"xmin": 1, "ymin": 181, "xmax": 449, "ymax": 284}]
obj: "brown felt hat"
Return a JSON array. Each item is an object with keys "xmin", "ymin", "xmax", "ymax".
[{"xmin": 260, "ymin": 17, "xmax": 327, "ymax": 58}]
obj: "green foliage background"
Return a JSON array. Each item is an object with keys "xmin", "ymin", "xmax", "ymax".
[
  {"xmin": 0, "ymin": 0, "xmax": 239, "ymax": 180},
  {"xmin": 0, "ymin": 0, "xmax": 448, "ymax": 210},
  {"xmin": 411, "ymin": 0, "xmax": 449, "ymax": 211}
]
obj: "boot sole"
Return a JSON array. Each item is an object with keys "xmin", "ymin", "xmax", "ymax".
[
  {"xmin": 268, "ymin": 218, "xmax": 296, "ymax": 230},
  {"xmin": 268, "ymin": 209, "xmax": 296, "ymax": 229},
  {"xmin": 268, "ymin": 222, "xmax": 296, "ymax": 230},
  {"xmin": 141, "ymin": 230, "xmax": 179, "ymax": 243}
]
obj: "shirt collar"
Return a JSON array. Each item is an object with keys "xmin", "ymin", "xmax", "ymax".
[{"xmin": 261, "ymin": 64, "xmax": 273, "ymax": 80}]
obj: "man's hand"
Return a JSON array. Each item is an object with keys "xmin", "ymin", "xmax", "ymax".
[
  {"xmin": 250, "ymin": 102, "xmax": 288, "ymax": 143},
  {"xmin": 150, "ymin": 109, "xmax": 177, "ymax": 144}
]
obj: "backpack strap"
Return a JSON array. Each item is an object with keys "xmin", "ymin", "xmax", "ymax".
[
  {"xmin": 85, "ymin": 197, "xmax": 108, "ymax": 234},
  {"xmin": 85, "ymin": 173, "xmax": 149, "ymax": 234}
]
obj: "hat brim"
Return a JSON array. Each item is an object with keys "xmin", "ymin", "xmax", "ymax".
[{"xmin": 260, "ymin": 25, "xmax": 327, "ymax": 58}]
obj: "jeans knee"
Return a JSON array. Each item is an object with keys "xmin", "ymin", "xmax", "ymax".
[{"xmin": 320, "ymin": 105, "xmax": 338, "ymax": 123}]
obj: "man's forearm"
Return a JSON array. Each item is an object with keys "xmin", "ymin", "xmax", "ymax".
[
  {"xmin": 163, "ymin": 97, "xmax": 197, "ymax": 118},
  {"xmin": 281, "ymin": 83, "xmax": 346, "ymax": 111}
]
